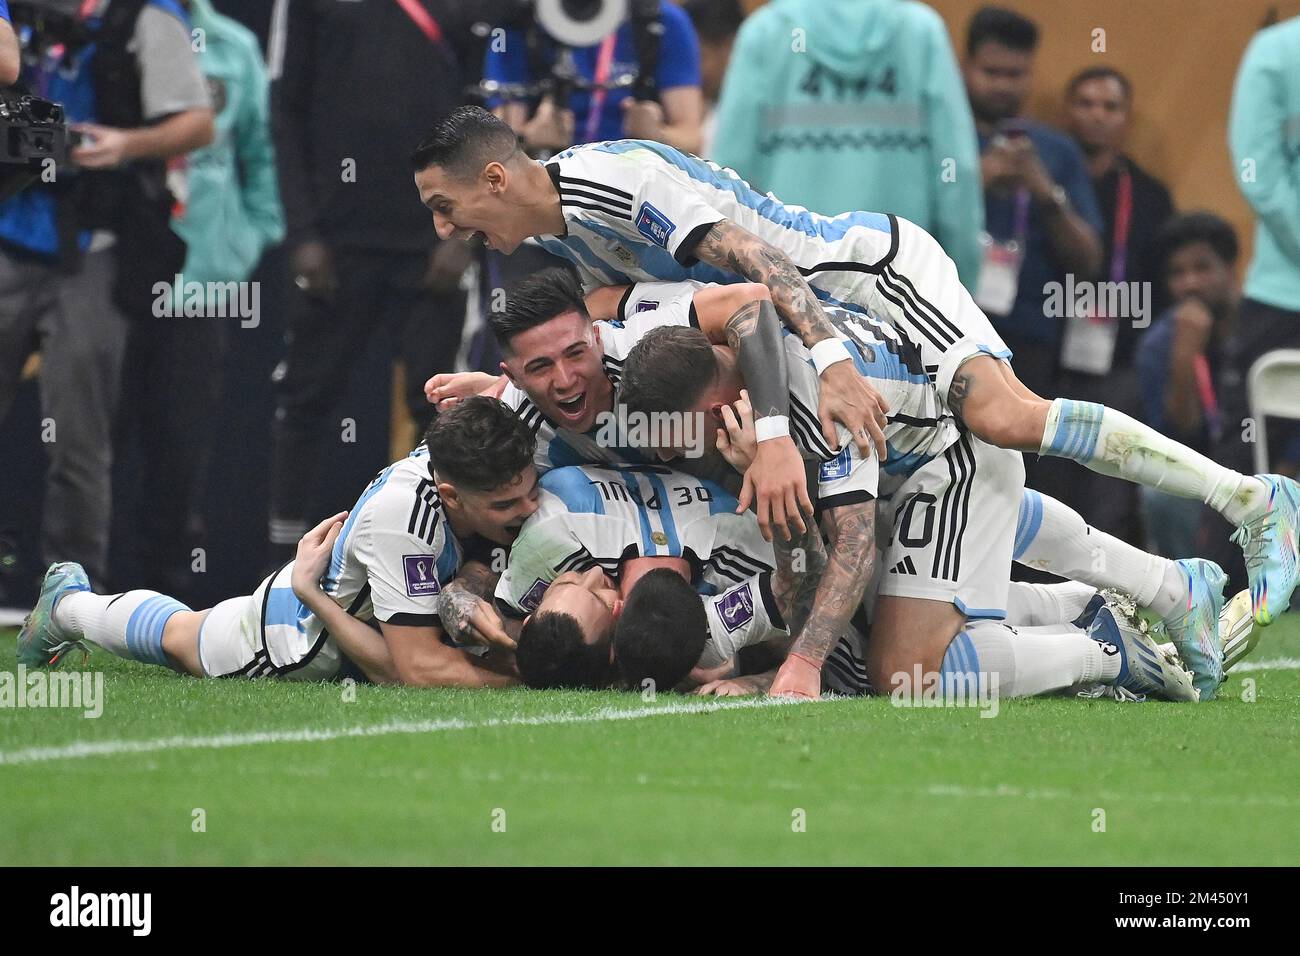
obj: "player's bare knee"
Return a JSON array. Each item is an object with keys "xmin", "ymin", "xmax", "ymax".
[{"xmin": 161, "ymin": 610, "xmax": 206, "ymax": 677}]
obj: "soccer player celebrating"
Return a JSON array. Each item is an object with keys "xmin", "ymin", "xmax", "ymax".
[
  {"xmin": 618, "ymin": 283, "xmax": 1200, "ymax": 702},
  {"xmin": 17, "ymin": 399, "xmax": 537, "ymax": 688},
  {"xmin": 489, "ymin": 451, "xmax": 866, "ymax": 696},
  {"xmin": 410, "ymin": 106, "xmax": 1300, "ymax": 629},
  {"xmin": 430, "ymin": 267, "xmax": 818, "ymax": 540}
]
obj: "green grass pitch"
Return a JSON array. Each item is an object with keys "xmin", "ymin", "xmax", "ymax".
[{"xmin": 2, "ymin": 617, "xmax": 1299, "ymax": 866}]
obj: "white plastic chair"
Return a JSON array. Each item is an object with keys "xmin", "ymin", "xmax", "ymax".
[{"xmin": 1247, "ymin": 348, "xmax": 1300, "ymax": 474}]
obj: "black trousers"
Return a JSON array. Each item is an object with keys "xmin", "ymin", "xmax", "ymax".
[
  {"xmin": 268, "ymin": 247, "xmax": 466, "ymax": 552},
  {"xmin": 115, "ymin": 301, "xmax": 227, "ymax": 602}
]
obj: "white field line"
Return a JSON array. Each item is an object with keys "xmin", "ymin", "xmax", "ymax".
[
  {"xmin": 0, "ymin": 696, "xmax": 809, "ymax": 767},
  {"xmin": 1230, "ymin": 657, "xmax": 1300, "ymax": 673}
]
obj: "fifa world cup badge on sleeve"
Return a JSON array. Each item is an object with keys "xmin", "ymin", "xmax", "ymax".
[
  {"xmin": 717, "ymin": 582, "xmax": 755, "ymax": 633},
  {"xmin": 520, "ymin": 578, "xmax": 550, "ymax": 611},
  {"xmin": 636, "ymin": 202, "xmax": 676, "ymax": 248},
  {"xmin": 403, "ymin": 555, "xmax": 442, "ymax": 597}
]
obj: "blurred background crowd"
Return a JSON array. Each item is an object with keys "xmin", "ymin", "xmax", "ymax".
[{"xmin": 0, "ymin": 0, "xmax": 1297, "ymax": 612}]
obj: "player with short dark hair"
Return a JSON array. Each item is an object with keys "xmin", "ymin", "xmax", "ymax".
[
  {"xmin": 613, "ymin": 568, "xmax": 709, "ymax": 691},
  {"xmin": 19, "ymin": 399, "xmax": 537, "ymax": 689},
  {"xmin": 516, "ymin": 587, "xmax": 616, "ymax": 690}
]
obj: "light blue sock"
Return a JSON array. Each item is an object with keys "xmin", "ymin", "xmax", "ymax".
[
  {"xmin": 939, "ymin": 630, "xmax": 984, "ymax": 701},
  {"xmin": 1039, "ymin": 399, "xmax": 1104, "ymax": 463},
  {"xmin": 55, "ymin": 590, "xmax": 190, "ymax": 668}
]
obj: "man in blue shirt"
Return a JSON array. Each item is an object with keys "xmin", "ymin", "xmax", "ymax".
[
  {"xmin": 963, "ymin": 6, "xmax": 1103, "ymax": 402},
  {"xmin": 1136, "ymin": 213, "xmax": 1243, "ymax": 562}
]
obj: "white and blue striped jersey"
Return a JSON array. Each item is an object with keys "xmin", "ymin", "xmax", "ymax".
[
  {"xmin": 498, "ymin": 289, "xmax": 701, "ymax": 473},
  {"xmin": 257, "ymin": 446, "xmax": 466, "ymax": 671},
  {"xmin": 537, "ymin": 140, "xmax": 1012, "ymax": 402},
  {"xmin": 631, "ymin": 280, "xmax": 961, "ymax": 502},
  {"xmin": 495, "ymin": 464, "xmax": 786, "ymax": 658}
]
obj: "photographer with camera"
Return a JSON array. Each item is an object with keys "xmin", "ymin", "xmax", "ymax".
[
  {"xmin": 486, "ymin": 0, "xmax": 704, "ymax": 156},
  {"xmin": 0, "ymin": 0, "xmax": 213, "ymax": 590}
]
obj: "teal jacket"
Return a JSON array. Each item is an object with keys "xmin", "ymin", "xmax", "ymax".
[
  {"xmin": 171, "ymin": 0, "xmax": 283, "ymax": 293},
  {"xmin": 712, "ymin": 0, "xmax": 983, "ymax": 288},
  {"xmin": 1230, "ymin": 16, "xmax": 1300, "ymax": 311}
]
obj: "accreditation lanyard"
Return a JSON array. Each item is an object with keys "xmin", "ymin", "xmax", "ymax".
[
  {"xmin": 1108, "ymin": 167, "xmax": 1133, "ymax": 287},
  {"xmin": 583, "ymin": 33, "xmax": 619, "ymax": 144},
  {"xmin": 1011, "ymin": 187, "xmax": 1031, "ymax": 248},
  {"xmin": 1193, "ymin": 353, "xmax": 1222, "ymax": 442}
]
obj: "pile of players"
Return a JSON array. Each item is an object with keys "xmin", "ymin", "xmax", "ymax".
[{"xmin": 20, "ymin": 107, "xmax": 1296, "ymax": 704}]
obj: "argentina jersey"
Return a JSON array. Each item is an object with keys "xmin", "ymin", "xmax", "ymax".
[
  {"xmin": 538, "ymin": 140, "xmax": 895, "ymax": 293},
  {"xmin": 626, "ymin": 280, "xmax": 960, "ymax": 505},
  {"xmin": 537, "ymin": 139, "xmax": 1012, "ymax": 404},
  {"xmin": 255, "ymin": 446, "xmax": 467, "ymax": 675},
  {"xmin": 495, "ymin": 463, "xmax": 776, "ymax": 615}
]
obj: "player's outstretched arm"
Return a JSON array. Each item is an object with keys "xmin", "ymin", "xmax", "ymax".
[
  {"xmin": 584, "ymin": 284, "xmax": 631, "ymax": 321},
  {"xmin": 769, "ymin": 500, "xmax": 876, "ymax": 699},
  {"xmin": 425, "ymin": 371, "xmax": 507, "ymax": 409},
  {"xmin": 379, "ymin": 622, "xmax": 517, "ymax": 689},
  {"xmin": 290, "ymin": 513, "xmax": 399, "ymax": 683},
  {"xmin": 725, "ymin": 296, "xmax": 812, "ymax": 542},
  {"xmin": 691, "ymin": 220, "xmax": 889, "ymax": 459}
]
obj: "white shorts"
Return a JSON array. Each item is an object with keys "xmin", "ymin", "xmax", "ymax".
[
  {"xmin": 876, "ymin": 432, "xmax": 1024, "ymax": 619},
  {"xmin": 197, "ymin": 568, "xmax": 342, "ymax": 681}
]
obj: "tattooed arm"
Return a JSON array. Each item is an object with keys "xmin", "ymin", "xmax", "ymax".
[
  {"xmin": 437, "ymin": 560, "xmax": 521, "ymax": 650},
  {"xmin": 769, "ymin": 499, "xmax": 877, "ymax": 698},
  {"xmin": 726, "ymin": 297, "xmax": 813, "ymax": 542},
  {"xmin": 691, "ymin": 220, "xmax": 890, "ymax": 459},
  {"xmin": 694, "ymin": 220, "xmax": 836, "ymax": 348},
  {"xmin": 771, "ymin": 508, "xmax": 828, "ymax": 637}
]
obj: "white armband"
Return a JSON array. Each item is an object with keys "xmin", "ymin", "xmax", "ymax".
[
  {"xmin": 754, "ymin": 415, "xmax": 790, "ymax": 442},
  {"xmin": 810, "ymin": 338, "xmax": 853, "ymax": 375}
]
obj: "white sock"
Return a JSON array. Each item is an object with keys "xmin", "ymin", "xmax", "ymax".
[
  {"xmin": 1006, "ymin": 581, "xmax": 1098, "ymax": 626},
  {"xmin": 945, "ymin": 620, "xmax": 1118, "ymax": 698},
  {"xmin": 1015, "ymin": 489, "xmax": 1186, "ymax": 618},
  {"xmin": 1038, "ymin": 399, "xmax": 1269, "ymax": 526},
  {"xmin": 53, "ymin": 590, "xmax": 190, "ymax": 668}
]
